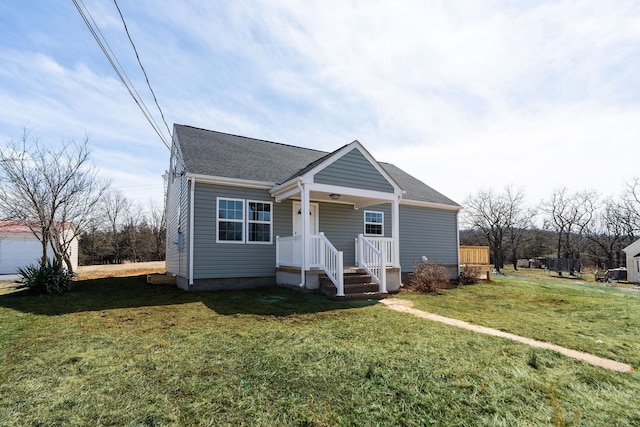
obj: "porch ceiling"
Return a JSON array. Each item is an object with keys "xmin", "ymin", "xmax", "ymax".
[{"xmin": 308, "ymin": 190, "xmax": 388, "ymax": 208}]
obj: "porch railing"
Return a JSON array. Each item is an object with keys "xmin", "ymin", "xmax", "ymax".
[
  {"xmin": 276, "ymin": 234, "xmax": 344, "ymax": 296},
  {"xmin": 355, "ymin": 236, "xmax": 394, "ymax": 267},
  {"xmin": 311, "ymin": 233, "xmax": 344, "ymax": 296},
  {"xmin": 275, "ymin": 235, "xmax": 302, "ymax": 267},
  {"xmin": 356, "ymin": 234, "xmax": 387, "ymax": 293}
]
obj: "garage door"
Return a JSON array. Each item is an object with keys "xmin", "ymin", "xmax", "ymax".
[{"xmin": 0, "ymin": 238, "xmax": 43, "ymax": 274}]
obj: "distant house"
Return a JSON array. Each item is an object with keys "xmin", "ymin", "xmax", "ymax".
[
  {"xmin": 623, "ymin": 239, "xmax": 640, "ymax": 283},
  {"xmin": 0, "ymin": 221, "xmax": 79, "ymax": 274},
  {"xmin": 165, "ymin": 124, "xmax": 461, "ymax": 297}
]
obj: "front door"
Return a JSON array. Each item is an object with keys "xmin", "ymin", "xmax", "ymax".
[{"xmin": 293, "ymin": 202, "xmax": 319, "ymax": 236}]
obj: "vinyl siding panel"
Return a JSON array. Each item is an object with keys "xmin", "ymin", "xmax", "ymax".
[
  {"xmin": 318, "ymin": 202, "xmax": 392, "ymax": 267},
  {"xmin": 625, "ymin": 240, "xmax": 640, "ymax": 283},
  {"xmin": 192, "ymin": 183, "xmax": 292, "ymax": 279},
  {"xmin": 165, "ymin": 141, "xmax": 189, "ymax": 277},
  {"xmin": 314, "ymin": 149, "xmax": 394, "ymax": 193},
  {"xmin": 399, "ymin": 205, "xmax": 459, "ymax": 272}
]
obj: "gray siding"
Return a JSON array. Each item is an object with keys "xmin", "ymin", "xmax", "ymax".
[
  {"xmin": 314, "ymin": 149, "xmax": 394, "ymax": 193},
  {"xmin": 319, "ymin": 202, "xmax": 391, "ymax": 267},
  {"xmin": 165, "ymin": 144, "xmax": 189, "ymax": 278},
  {"xmin": 192, "ymin": 183, "xmax": 292, "ymax": 279},
  {"xmin": 399, "ymin": 205, "xmax": 459, "ymax": 272}
]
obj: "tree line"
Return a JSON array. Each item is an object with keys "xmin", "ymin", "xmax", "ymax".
[
  {"xmin": 461, "ymin": 181, "xmax": 640, "ymax": 272},
  {"xmin": 79, "ymin": 191, "xmax": 166, "ymax": 265}
]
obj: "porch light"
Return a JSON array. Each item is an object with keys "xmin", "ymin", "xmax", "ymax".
[{"xmin": 330, "ymin": 194, "xmax": 341, "ymax": 200}]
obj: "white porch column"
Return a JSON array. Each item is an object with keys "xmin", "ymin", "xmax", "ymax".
[
  {"xmin": 392, "ymin": 195, "xmax": 401, "ymax": 268},
  {"xmin": 301, "ymin": 182, "xmax": 310, "ymax": 271}
]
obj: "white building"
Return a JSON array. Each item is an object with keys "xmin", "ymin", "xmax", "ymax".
[
  {"xmin": 623, "ymin": 239, "xmax": 640, "ymax": 284},
  {"xmin": 0, "ymin": 221, "xmax": 78, "ymax": 274}
]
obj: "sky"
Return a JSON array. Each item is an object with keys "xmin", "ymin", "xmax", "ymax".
[{"xmin": 1, "ymin": 1, "xmax": 639, "ymax": 211}]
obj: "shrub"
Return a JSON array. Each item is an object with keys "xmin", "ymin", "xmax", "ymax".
[
  {"xmin": 459, "ymin": 264, "xmax": 481, "ymax": 285},
  {"xmin": 408, "ymin": 261, "xmax": 450, "ymax": 293},
  {"xmin": 18, "ymin": 258, "xmax": 75, "ymax": 294}
]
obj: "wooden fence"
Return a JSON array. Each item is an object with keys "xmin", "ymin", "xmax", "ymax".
[{"xmin": 460, "ymin": 246, "xmax": 492, "ymax": 280}]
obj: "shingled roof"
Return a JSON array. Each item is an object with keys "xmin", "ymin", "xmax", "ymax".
[{"xmin": 174, "ymin": 124, "xmax": 460, "ymax": 207}]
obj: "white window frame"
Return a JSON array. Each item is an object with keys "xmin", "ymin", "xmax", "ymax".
[
  {"xmin": 246, "ymin": 200, "xmax": 273, "ymax": 244},
  {"xmin": 216, "ymin": 197, "xmax": 245, "ymax": 244},
  {"xmin": 364, "ymin": 210, "xmax": 384, "ymax": 236}
]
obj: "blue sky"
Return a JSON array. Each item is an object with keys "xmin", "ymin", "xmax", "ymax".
[{"xmin": 1, "ymin": 1, "xmax": 639, "ymax": 210}]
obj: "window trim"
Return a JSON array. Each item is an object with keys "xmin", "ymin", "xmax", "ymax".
[
  {"xmin": 246, "ymin": 199, "xmax": 273, "ymax": 245},
  {"xmin": 216, "ymin": 197, "xmax": 245, "ymax": 244},
  {"xmin": 364, "ymin": 210, "xmax": 384, "ymax": 236}
]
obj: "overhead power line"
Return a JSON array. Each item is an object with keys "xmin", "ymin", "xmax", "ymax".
[
  {"xmin": 112, "ymin": 0, "xmax": 173, "ymax": 140},
  {"xmin": 72, "ymin": 0, "xmax": 172, "ymax": 150}
]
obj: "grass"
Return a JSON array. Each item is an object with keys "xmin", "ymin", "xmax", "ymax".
[
  {"xmin": 0, "ymin": 274, "xmax": 639, "ymax": 426},
  {"xmin": 402, "ymin": 270, "xmax": 640, "ymax": 369}
]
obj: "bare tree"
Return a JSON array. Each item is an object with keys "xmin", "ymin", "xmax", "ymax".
[
  {"xmin": 99, "ymin": 190, "xmax": 130, "ymax": 263},
  {"xmin": 0, "ymin": 130, "xmax": 109, "ymax": 271},
  {"xmin": 504, "ymin": 188, "xmax": 537, "ymax": 270},
  {"xmin": 585, "ymin": 197, "xmax": 631, "ymax": 269},
  {"xmin": 122, "ymin": 203, "xmax": 144, "ymax": 262},
  {"xmin": 621, "ymin": 177, "xmax": 640, "ymax": 238},
  {"xmin": 542, "ymin": 187, "xmax": 598, "ymax": 265},
  {"xmin": 462, "ymin": 186, "xmax": 533, "ymax": 271},
  {"xmin": 148, "ymin": 201, "xmax": 166, "ymax": 261}
]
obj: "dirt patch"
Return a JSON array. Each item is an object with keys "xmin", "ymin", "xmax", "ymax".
[
  {"xmin": 0, "ymin": 262, "xmax": 166, "ymax": 295},
  {"xmin": 76, "ymin": 261, "xmax": 165, "ymax": 280}
]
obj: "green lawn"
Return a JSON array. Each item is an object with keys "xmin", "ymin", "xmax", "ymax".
[
  {"xmin": 1, "ymin": 275, "xmax": 639, "ymax": 426},
  {"xmin": 403, "ymin": 271, "xmax": 640, "ymax": 369}
]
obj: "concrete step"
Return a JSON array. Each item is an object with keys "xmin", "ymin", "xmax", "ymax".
[
  {"xmin": 320, "ymin": 281, "xmax": 388, "ymax": 301},
  {"xmin": 319, "ymin": 273, "xmax": 372, "ymax": 286}
]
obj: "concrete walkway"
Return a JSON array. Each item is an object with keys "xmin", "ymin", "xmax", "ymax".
[{"xmin": 380, "ymin": 298, "xmax": 633, "ymax": 373}]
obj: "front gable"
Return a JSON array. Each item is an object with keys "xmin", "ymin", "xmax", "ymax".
[
  {"xmin": 297, "ymin": 141, "xmax": 401, "ymax": 196},
  {"xmin": 314, "ymin": 147, "xmax": 396, "ymax": 193}
]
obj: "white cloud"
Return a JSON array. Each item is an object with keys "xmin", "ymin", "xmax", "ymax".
[{"xmin": 2, "ymin": 0, "xmax": 639, "ymax": 212}]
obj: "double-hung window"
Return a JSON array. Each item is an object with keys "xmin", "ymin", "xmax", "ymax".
[
  {"xmin": 247, "ymin": 201, "xmax": 272, "ymax": 243},
  {"xmin": 217, "ymin": 198, "xmax": 245, "ymax": 243},
  {"xmin": 217, "ymin": 197, "xmax": 273, "ymax": 244},
  {"xmin": 364, "ymin": 210, "xmax": 384, "ymax": 236}
]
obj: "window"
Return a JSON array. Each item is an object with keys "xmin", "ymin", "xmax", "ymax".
[
  {"xmin": 216, "ymin": 198, "xmax": 273, "ymax": 244},
  {"xmin": 217, "ymin": 198, "xmax": 244, "ymax": 242},
  {"xmin": 364, "ymin": 210, "xmax": 384, "ymax": 236},
  {"xmin": 247, "ymin": 201, "xmax": 272, "ymax": 243}
]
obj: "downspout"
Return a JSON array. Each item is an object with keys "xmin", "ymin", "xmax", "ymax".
[
  {"xmin": 297, "ymin": 179, "xmax": 305, "ymax": 288},
  {"xmin": 189, "ymin": 176, "xmax": 195, "ymax": 286},
  {"xmin": 393, "ymin": 194, "xmax": 401, "ymax": 268},
  {"xmin": 456, "ymin": 209, "xmax": 461, "ymax": 278}
]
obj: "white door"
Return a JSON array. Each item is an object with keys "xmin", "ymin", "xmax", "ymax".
[{"xmin": 292, "ymin": 202, "xmax": 319, "ymax": 236}]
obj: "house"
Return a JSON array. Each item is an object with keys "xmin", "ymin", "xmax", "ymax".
[
  {"xmin": 165, "ymin": 124, "xmax": 461, "ymax": 296},
  {"xmin": 623, "ymin": 239, "xmax": 640, "ymax": 283},
  {"xmin": 0, "ymin": 221, "xmax": 79, "ymax": 274}
]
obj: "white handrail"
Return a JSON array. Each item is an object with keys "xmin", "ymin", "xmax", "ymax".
[
  {"xmin": 311, "ymin": 233, "xmax": 344, "ymax": 297},
  {"xmin": 357, "ymin": 234, "xmax": 387, "ymax": 293}
]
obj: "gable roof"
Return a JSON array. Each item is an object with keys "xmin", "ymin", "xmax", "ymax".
[
  {"xmin": 176, "ymin": 124, "xmax": 326, "ymax": 183},
  {"xmin": 0, "ymin": 220, "xmax": 32, "ymax": 233},
  {"xmin": 174, "ymin": 124, "xmax": 460, "ymax": 207}
]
